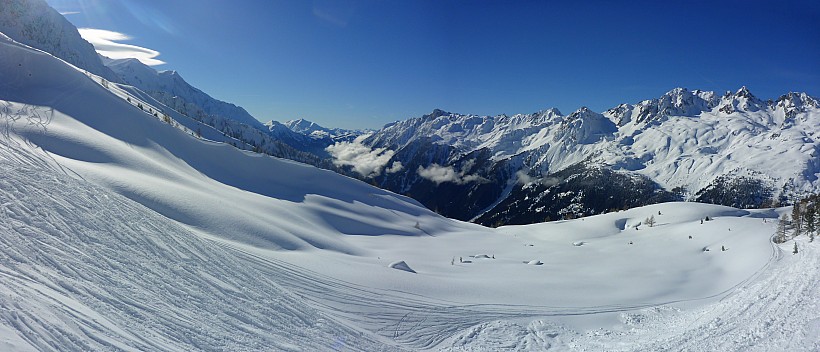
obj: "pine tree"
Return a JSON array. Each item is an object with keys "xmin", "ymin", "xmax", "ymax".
[
  {"xmin": 775, "ymin": 213, "xmax": 789, "ymax": 244},
  {"xmin": 792, "ymin": 203, "xmax": 802, "ymax": 237},
  {"xmin": 805, "ymin": 203, "xmax": 816, "ymax": 239},
  {"xmin": 793, "ymin": 242, "xmax": 798, "ymax": 254}
]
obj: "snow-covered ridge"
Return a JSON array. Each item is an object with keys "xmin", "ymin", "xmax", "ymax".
[
  {"xmin": 367, "ymin": 86, "xmax": 820, "ymax": 204},
  {"xmin": 283, "ymin": 118, "xmax": 364, "ymax": 140},
  {"xmin": 104, "ymin": 57, "xmax": 265, "ymax": 130},
  {"xmin": 0, "ymin": 0, "xmax": 118, "ymax": 82},
  {"xmin": 0, "ymin": 33, "xmax": 446, "ymax": 253}
]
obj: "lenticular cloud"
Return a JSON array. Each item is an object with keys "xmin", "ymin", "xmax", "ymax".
[{"xmin": 78, "ymin": 28, "xmax": 165, "ymax": 66}]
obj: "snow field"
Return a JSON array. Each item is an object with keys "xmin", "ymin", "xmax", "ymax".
[{"xmin": 0, "ymin": 31, "xmax": 817, "ymax": 351}]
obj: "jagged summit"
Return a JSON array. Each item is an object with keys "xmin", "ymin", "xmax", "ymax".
[
  {"xmin": 735, "ymin": 85, "xmax": 754, "ymax": 98},
  {"xmin": 568, "ymin": 106, "xmax": 596, "ymax": 117},
  {"xmin": 361, "ymin": 86, "xmax": 819, "ymax": 223}
]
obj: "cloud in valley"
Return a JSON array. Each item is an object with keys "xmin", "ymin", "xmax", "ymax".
[
  {"xmin": 515, "ymin": 169, "xmax": 561, "ymax": 186},
  {"xmin": 385, "ymin": 161, "xmax": 404, "ymax": 174},
  {"xmin": 78, "ymin": 28, "xmax": 165, "ymax": 66},
  {"xmin": 326, "ymin": 136, "xmax": 398, "ymax": 178},
  {"xmin": 417, "ymin": 163, "xmax": 487, "ymax": 185}
]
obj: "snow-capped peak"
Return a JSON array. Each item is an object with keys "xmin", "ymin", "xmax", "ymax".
[
  {"xmin": 568, "ymin": 106, "xmax": 597, "ymax": 119},
  {"xmin": 0, "ymin": 0, "xmax": 119, "ymax": 82},
  {"xmin": 717, "ymin": 86, "xmax": 765, "ymax": 114}
]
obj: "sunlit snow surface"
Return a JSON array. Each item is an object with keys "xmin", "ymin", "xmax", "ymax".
[{"xmin": 1, "ymin": 34, "xmax": 818, "ymax": 351}]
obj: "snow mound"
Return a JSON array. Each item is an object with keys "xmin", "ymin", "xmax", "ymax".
[
  {"xmin": 388, "ymin": 261, "xmax": 416, "ymax": 273},
  {"xmin": 526, "ymin": 260, "xmax": 543, "ymax": 265}
]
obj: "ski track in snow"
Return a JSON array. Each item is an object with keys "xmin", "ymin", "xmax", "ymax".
[
  {"xmin": 0, "ymin": 138, "xmax": 390, "ymax": 352},
  {"xmin": 4, "ymin": 122, "xmax": 817, "ymax": 351}
]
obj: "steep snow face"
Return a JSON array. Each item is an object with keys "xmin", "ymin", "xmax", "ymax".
[
  {"xmin": 605, "ymin": 87, "xmax": 820, "ymax": 196},
  {"xmin": 0, "ymin": 34, "xmax": 452, "ymax": 254},
  {"xmin": 0, "ymin": 0, "xmax": 333, "ymax": 168},
  {"xmin": 606, "ymin": 87, "xmax": 720, "ymax": 126},
  {"xmin": 105, "ymin": 57, "xmax": 338, "ymax": 160},
  {"xmin": 0, "ymin": 0, "xmax": 118, "ymax": 82},
  {"xmin": 105, "ymin": 57, "xmax": 265, "ymax": 130}
]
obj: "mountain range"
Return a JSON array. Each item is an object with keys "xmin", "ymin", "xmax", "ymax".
[
  {"xmin": 2, "ymin": 0, "xmax": 817, "ymax": 227},
  {"xmin": 351, "ymin": 87, "xmax": 819, "ymax": 225},
  {"xmin": 0, "ymin": 1, "xmax": 818, "ymax": 350}
]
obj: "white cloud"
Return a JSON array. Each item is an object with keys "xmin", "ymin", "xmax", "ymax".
[
  {"xmin": 385, "ymin": 161, "xmax": 404, "ymax": 174},
  {"xmin": 417, "ymin": 163, "xmax": 487, "ymax": 185},
  {"xmin": 515, "ymin": 169, "xmax": 537, "ymax": 185},
  {"xmin": 59, "ymin": 11, "xmax": 80, "ymax": 15},
  {"xmin": 515, "ymin": 169, "xmax": 561, "ymax": 187},
  {"xmin": 78, "ymin": 28, "xmax": 165, "ymax": 66},
  {"xmin": 326, "ymin": 136, "xmax": 395, "ymax": 178}
]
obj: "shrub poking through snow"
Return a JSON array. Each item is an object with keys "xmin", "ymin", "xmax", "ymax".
[{"xmin": 645, "ymin": 215, "xmax": 656, "ymax": 227}]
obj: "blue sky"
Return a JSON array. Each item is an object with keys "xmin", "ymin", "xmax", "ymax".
[{"xmin": 47, "ymin": 0, "xmax": 819, "ymax": 129}]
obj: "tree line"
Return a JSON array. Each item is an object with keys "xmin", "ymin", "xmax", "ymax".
[{"xmin": 775, "ymin": 193, "xmax": 819, "ymax": 244}]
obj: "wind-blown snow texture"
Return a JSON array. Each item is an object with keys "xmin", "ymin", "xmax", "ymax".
[{"xmin": 1, "ymin": 31, "xmax": 818, "ymax": 351}]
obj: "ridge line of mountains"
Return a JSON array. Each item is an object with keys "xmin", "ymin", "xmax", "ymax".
[{"xmin": 2, "ymin": 0, "xmax": 817, "ymax": 226}]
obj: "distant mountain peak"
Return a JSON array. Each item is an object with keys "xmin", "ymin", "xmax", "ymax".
[
  {"xmin": 425, "ymin": 109, "xmax": 451, "ymax": 119},
  {"xmin": 567, "ymin": 107, "xmax": 602, "ymax": 122},
  {"xmin": 540, "ymin": 107, "xmax": 563, "ymax": 116},
  {"xmin": 735, "ymin": 86, "xmax": 754, "ymax": 98}
]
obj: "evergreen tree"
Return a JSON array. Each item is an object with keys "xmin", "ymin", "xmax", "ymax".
[
  {"xmin": 793, "ymin": 242, "xmax": 798, "ymax": 254},
  {"xmin": 791, "ymin": 203, "xmax": 802, "ymax": 237},
  {"xmin": 775, "ymin": 213, "xmax": 789, "ymax": 244},
  {"xmin": 805, "ymin": 203, "xmax": 816, "ymax": 239}
]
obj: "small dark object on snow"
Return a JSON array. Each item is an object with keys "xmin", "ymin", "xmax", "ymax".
[
  {"xmin": 629, "ymin": 241, "xmax": 633, "ymax": 245},
  {"xmin": 658, "ymin": 211, "xmax": 662, "ymax": 215},
  {"xmin": 793, "ymin": 242, "xmax": 798, "ymax": 254},
  {"xmin": 689, "ymin": 235, "xmax": 692, "ymax": 239},
  {"xmin": 721, "ymin": 245, "xmax": 726, "ymax": 251}
]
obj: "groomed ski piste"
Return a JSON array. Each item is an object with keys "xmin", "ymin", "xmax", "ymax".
[{"xmin": 0, "ymin": 34, "xmax": 818, "ymax": 351}]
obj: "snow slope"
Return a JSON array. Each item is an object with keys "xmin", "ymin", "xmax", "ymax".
[
  {"xmin": 104, "ymin": 57, "xmax": 265, "ymax": 130},
  {"xmin": 0, "ymin": 0, "xmax": 119, "ymax": 82},
  {"xmin": 1, "ymin": 30, "xmax": 818, "ymax": 351},
  {"xmin": 0, "ymin": 33, "xmax": 450, "ymax": 253}
]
